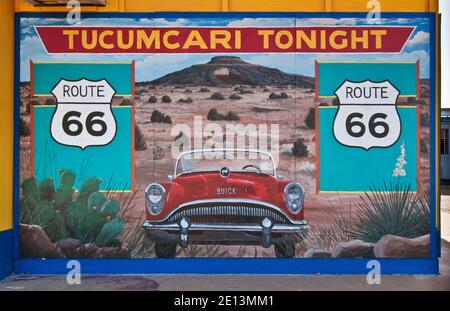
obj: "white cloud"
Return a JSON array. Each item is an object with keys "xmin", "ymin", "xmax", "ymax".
[
  {"xmin": 296, "ymin": 18, "xmax": 359, "ymax": 26},
  {"xmin": 227, "ymin": 18, "xmax": 294, "ymax": 27},
  {"xmin": 407, "ymin": 31, "xmax": 430, "ymax": 47}
]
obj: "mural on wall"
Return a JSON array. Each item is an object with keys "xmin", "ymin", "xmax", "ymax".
[{"xmin": 18, "ymin": 14, "xmax": 433, "ymax": 259}]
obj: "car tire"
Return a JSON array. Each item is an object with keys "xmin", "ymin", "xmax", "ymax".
[
  {"xmin": 155, "ymin": 241, "xmax": 177, "ymax": 258},
  {"xmin": 274, "ymin": 241, "xmax": 296, "ymax": 258}
]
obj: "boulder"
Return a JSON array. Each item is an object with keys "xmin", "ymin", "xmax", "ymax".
[
  {"xmin": 19, "ymin": 224, "xmax": 64, "ymax": 258},
  {"xmin": 304, "ymin": 249, "xmax": 332, "ymax": 258},
  {"xmin": 76, "ymin": 243, "xmax": 102, "ymax": 258},
  {"xmin": 374, "ymin": 234, "xmax": 430, "ymax": 258},
  {"xmin": 332, "ymin": 240, "xmax": 375, "ymax": 258},
  {"xmin": 56, "ymin": 238, "xmax": 82, "ymax": 258},
  {"xmin": 99, "ymin": 247, "xmax": 131, "ymax": 258}
]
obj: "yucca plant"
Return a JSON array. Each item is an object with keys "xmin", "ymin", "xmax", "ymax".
[{"xmin": 349, "ymin": 181, "xmax": 430, "ymax": 243}]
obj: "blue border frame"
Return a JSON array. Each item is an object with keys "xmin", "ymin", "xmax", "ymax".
[{"xmin": 12, "ymin": 11, "xmax": 439, "ymax": 275}]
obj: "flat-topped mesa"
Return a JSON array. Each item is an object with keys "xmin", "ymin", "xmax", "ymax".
[{"xmin": 207, "ymin": 56, "xmax": 248, "ymax": 65}]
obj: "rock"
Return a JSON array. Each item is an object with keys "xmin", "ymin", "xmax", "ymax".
[
  {"xmin": 19, "ymin": 224, "xmax": 64, "ymax": 258},
  {"xmin": 99, "ymin": 247, "xmax": 131, "ymax": 258},
  {"xmin": 332, "ymin": 240, "xmax": 375, "ymax": 258},
  {"xmin": 304, "ymin": 249, "xmax": 332, "ymax": 258},
  {"xmin": 374, "ymin": 234, "xmax": 430, "ymax": 258},
  {"xmin": 56, "ymin": 238, "xmax": 82, "ymax": 258},
  {"xmin": 76, "ymin": 243, "xmax": 102, "ymax": 258}
]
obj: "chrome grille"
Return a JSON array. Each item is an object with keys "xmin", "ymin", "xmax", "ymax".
[{"xmin": 166, "ymin": 202, "xmax": 288, "ymax": 224}]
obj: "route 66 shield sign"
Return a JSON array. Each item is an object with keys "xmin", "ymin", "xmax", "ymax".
[
  {"xmin": 50, "ymin": 79, "xmax": 117, "ymax": 149},
  {"xmin": 333, "ymin": 80, "xmax": 401, "ymax": 150}
]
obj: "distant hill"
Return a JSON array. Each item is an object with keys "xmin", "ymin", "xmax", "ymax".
[{"xmin": 142, "ymin": 56, "xmax": 314, "ymax": 88}]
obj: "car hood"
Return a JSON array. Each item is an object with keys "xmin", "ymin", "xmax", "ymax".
[{"xmin": 164, "ymin": 171, "xmax": 287, "ymax": 209}]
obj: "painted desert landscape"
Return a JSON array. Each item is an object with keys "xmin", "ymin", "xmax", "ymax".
[{"xmin": 18, "ymin": 56, "xmax": 432, "ymax": 258}]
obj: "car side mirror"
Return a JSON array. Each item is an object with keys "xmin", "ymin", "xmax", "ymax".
[
  {"xmin": 277, "ymin": 175, "xmax": 284, "ymax": 180},
  {"xmin": 167, "ymin": 175, "xmax": 174, "ymax": 182}
]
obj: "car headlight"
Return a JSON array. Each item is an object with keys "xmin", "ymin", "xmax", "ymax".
[
  {"xmin": 145, "ymin": 183, "xmax": 165, "ymax": 215},
  {"xmin": 284, "ymin": 182, "xmax": 305, "ymax": 214}
]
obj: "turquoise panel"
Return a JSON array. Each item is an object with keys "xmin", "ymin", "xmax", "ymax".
[
  {"xmin": 33, "ymin": 63, "xmax": 133, "ymax": 96},
  {"xmin": 318, "ymin": 62, "xmax": 418, "ymax": 97},
  {"xmin": 319, "ymin": 107, "xmax": 418, "ymax": 192},
  {"xmin": 33, "ymin": 107, "xmax": 133, "ymax": 191}
]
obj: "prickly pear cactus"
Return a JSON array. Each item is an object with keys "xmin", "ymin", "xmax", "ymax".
[
  {"xmin": 95, "ymin": 218, "xmax": 125, "ymax": 247},
  {"xmin": 100, "ymin": 199, "xmax": 120, "ymax": 219},
  {"xmin": 20, "ymin": 169, "xmax": 125, "ymax": 247},
  {"xmin": 87, "ymin": 192, "xmax": 107, "ymax": 211},
  {"xmin": 39, "ymin": 178, "xmax": 55, "ymax": 201},
  {"xmin": 77, "ymin": 177, "xmax": 102, "ymax": 206}
]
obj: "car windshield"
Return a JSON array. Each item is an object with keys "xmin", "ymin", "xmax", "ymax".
[{"xmin": 175, "ymin": 150, "xmax": 275, "ymax": 176}]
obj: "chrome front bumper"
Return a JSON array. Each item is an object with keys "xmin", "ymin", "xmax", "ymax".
[{"xmin": 143, "ymin": 219, "xmax": 309, "ymax": 248}]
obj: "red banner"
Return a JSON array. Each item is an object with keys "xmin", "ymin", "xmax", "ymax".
[{"xmin": 35, "ymin": 26, "xmax": 414, "ymax": 54}]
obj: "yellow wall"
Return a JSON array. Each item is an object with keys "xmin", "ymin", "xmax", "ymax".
[
  {"xmin": 1, "ymin": 0, "xmax": 439, "ymax": 233},
  {"xmin": 0, "ymin": 0, "xmax": 15, "ymax": 231},
  {"xmin": 15, "ymin": 0, "xmax": 439, "ymax": 12}
]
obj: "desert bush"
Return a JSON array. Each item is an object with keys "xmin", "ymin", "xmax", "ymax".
[
  {"xmin": 135, "ymin": 125, "xmax": 147, "ymax": 151},
  {"xmin": 199, "ymin": 88, "xmax": 210, "ymax": 93},
  {"xmin": 161, "ymin": 95, "xmax": 172, "ymax": 103},
  {"xmin": 20, "ymin": 170, "xmax": 125, "ymax": 245},
  {"xmin": 207, "ymin": 108, "xmax": 239, "ymax": 121},
  {"xmin": 174, "ymin": 85, "xmax": 185, "ymax": 89},
  {"xmin": 420, "ymin": 138, "xmax": 428, "ymax": 155},
  {"xmin": 20, "ymin": 118, "xmax": 31, "ymax": 137},
  {"xmin": 210, "ymin": 92, "xmax": 225, "ymax": 100},
  {"xmin": 151, "ymin": 110, "xmax": 172, "ymax": 124},
  {"xmin": 207, "ymin": 108, "xmax": 222, "ymax": 121},
  {"xmin": 229, "ymin": 94, "xmax": 242, "ymax": 100},
  {"xmin": 225, "ymin": 111, "xmax": 240, "ymax": 121},
  {"xmin": 184, "ymin": 89, "xmax": 193, "ymax": 93},
  {"xmin": 148, "ymin": 96, "xmax": 157, "ymax": 103},
  {"xmin": 292, "ymin": 139, "xmax": 309, "ymax": 157},
  {"xmin": 349, "ymin": 182, "xmax": 430, "ymax": 243},
  {"xmin": 240, "ymin": 89, "xmax": 254, "ymax": 94},
  {"xmin": 420, "ymin": 113, "xmax": 430, "ymax": 126},
  {"xmin": 304, "ymin": 107, "xmax": 315, "ymax": 129},
  {"xmin": 45, "ymin": 98, "xmax": 56, "ymax": 105},
  {"xmin": 269, "ymin": 92, "xmax": 288, "ymax": 99},
  {"xmin": 120, "ymin": 98, "xmax": 133, "ymax": 106},
  {"xmin": 263, "ymin": 88, "xmax": 270, "ymax": 92},
  {"xmin": 153, "ymin": 146, "xmax": 165, "ymax": 160},
  {"xmin": 178, "ymin": 97, "xmax": 193, "ymax": 103}
]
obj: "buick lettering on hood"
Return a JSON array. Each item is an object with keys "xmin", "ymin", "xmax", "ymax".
[{"xmin": 143, "ymin": 149, "xmax": 309, "ymax": 258}]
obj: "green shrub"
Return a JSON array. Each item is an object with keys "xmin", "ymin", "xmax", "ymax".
[
  {"xmin": 292, "ymin": 139, "xmax": 308, "ymax": 157},
  {"xmin": 349, "ymin": 182, "xmax": 430, "ymax": 243},
  {"xmin": 304, "ymin": 107, "xmax": 315, "ymax": 129},
  {"xmin": 178, "ymin": 97, "xmax": 193, "ymax": 103},
  {"xmin": 135, "ymin": 124, "xmax": 147, "ymax": 151},
  {"xmin": 151, "ymin": 110, "xmax": 172, "ymax": 124},
  {"xmin": 162, "ymin": 95, "xmax": 172, "ymax": 103},
  {"xmin": 119, "ymin": 98, "xmax": 133, "ymax": 106},
  {"xmin": 20, "ymin": 170, "xmax": 125, "ymax": 245},
  {"xmin": 20, "ymin": 118, "xmax": 31, "ymax": 136},
  {"xmin": 210, "ymin": 92, "xmax": 225, "ymax": 100},
  {"xmin": 229, "ymin": 94, "xmax": 242, "ymax": 100},
  {"xmin": 207, "ymin": 108, "xmax": 239, "ymax": 121},
  {"xmin": 148, "ymin": 96, "xmax": 157, "ymax": 103}
]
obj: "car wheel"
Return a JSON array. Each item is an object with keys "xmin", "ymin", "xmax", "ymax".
[
  {"xmin": 274, "ymin": 240, "xmax": 296, "ymax": 258},
  {"xmin": 155, "ymin": 241, "xmax": 177, "ymax": 258}
]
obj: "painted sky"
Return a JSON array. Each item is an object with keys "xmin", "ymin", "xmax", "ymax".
[{"xmin": 20, "ymin": 15, "xmax": 432, "ymax": 82}]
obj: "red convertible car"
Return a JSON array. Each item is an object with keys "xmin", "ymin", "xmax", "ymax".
[{"xmin": 143, "ymin": 149, "xmax": 309, "ymax": 258}]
